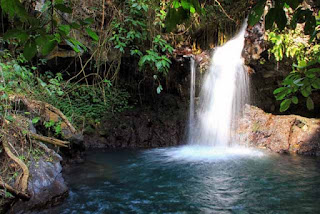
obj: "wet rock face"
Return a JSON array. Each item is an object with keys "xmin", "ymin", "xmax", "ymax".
[
  {"xmin": 238, "ymin": 105, "xmax": 320, "ymax": 156},
  {"xmin": 9, "ymin": 147, "xmax": 68, "ymax": 214},
  {"xmin": 84, "ymin": 94, "xmax": 188, "ymax": 149},
  {"xmin": 243, "ymin": 22, "xmax": 267, "ymax": 65}
]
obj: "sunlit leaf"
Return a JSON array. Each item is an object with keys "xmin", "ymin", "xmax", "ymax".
[
  {"xmin": 32, "ymin": 117, "xmax": 41, "ymax": 124},
  {"xmin": 86, "ymin": 28, "xmax": 99, "ymax": 41},
  {"xmin": 273, "ymin": 87, "xmax": 288, "ymax": 94}
]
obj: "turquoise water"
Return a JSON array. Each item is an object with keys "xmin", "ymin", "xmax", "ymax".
[{"xmin": 43, "ymin": 146, "xmax": 320, "ymax": 214}]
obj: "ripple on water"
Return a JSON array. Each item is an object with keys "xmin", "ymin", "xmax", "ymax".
[{"xmin": 38, "ymin": 147, "xmax": 320, "ymax": 214}]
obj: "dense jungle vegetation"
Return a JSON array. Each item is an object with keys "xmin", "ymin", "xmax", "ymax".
[{"xmin": 0, "ymin": 0, "xmax": 319, "ymax": 210}]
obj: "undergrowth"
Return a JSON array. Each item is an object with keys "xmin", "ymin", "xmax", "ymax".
[
  {"xmin": 39, "ymin": 83, "xmax": 132, "ymax": 129},
  {"xmin": 0, "ymin": 50, "xmax": 133, "ymax": 130}
]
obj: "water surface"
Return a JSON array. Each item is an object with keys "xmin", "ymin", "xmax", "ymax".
[{"xmin": 44, "ymin": 146, "xmax": 320, "ymax": 214}]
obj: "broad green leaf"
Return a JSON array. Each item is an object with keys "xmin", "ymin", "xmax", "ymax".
[
  {"xmin": 286, "ymin": 0, "xmax": 302, "ymax": 9},
  {"xmin": 297, "ymin": 60, "xmax": 307, "ymax": 68},
  {"xmin": 311, "ymin": 79, "xmax": 320, "ymax": 89},
  {"xmin": 54, "ymin": 4, "xmax": 72, "ymax": 13},
  {"xmin": 280, "ymin": 99, "xmax": 291, "ymax": 112},
  {"xmin": 42, "ymin": 40, "xmax": 56, "ymax": 55},
  {"xmin": 306, "ymin": 97, "xmax": 314, "ymax": 110},
  {"xmin": 265, "ymin": 8, "xmax": 276, "ymax": 30},
  {"xmin": 275, "ymin": 9, "xmax": 287, "ymax": 30},
  {"xmin": 65, "ymin": 39, "xmax": 80, "ymax": 53},
  {"xmin": 65, "ymin": 38, "xmax": 86, "ymax": 53},
  {"xmin": 293, "ymin": 78, "xmax": 304, "ymax": 86},
  {"xmin": 305, "ymin": 13, "xmax": 316, "ymax": 35},
  {"xmin": 181, "ymin": 0, "xmax": 190, "ymax": 10},
  {"xmin": 3, "ymin": 29, "xmax": 28, "ymax": 42},
  {"xmin": 306, "ymin": 60, "xmax": 318, "ymax": 67},
  {"xmin": 190, "ymin": 0, "xmax": 201, "ymax": 13},
  {"xmin": 83, "ymin": 18, "xmax": 94, "ymax": 25},
  {"xmin": 1, "ymin": 0, "xmax": 29, "ymax": 21},
  {"xmin": 1, "ymin": 0, "xmax": 16, "ymax": 17},
  {"xmin": 156, "ymin": 61, "xmax": 162, "ymax": 70},
  {"xmin": 274, "ymin": 88, "xmax": 290, "ymax": 100},
  {"xmin": 248, "ymin": 0, "xmax": 266, "ymax": 26},
  {"xmin": 32, "ymin": 117, "xmax": 41, "ymax": 124},
  {"xmin": 290, "ymin": 8, "xmax": 301, "ymax": 29},
  {"xmin": 59, "ymin": 24, "xmax": 71, "ymax": 35},
  {"xmin": 35, "ymin": 35, "xmax": 47, "ymax": 46},
  {"xmin": 23, "ymin": 40, "xmax": 37, "ymax": 61},
  {"xmin": 190, "ymin": 6, "xmax": 196, "ymax": 14},
  {"xmin": 55, "ymin": 124, "xmax": 62, "ymax": 134},
  {"xmin": 5, "ymin": 115, "xmax": 14, "ymax": 122},
  {"xmin": 273, "ymin": 87, "xmax": 288, "ymax": 94},
  {"xmin": 292, "ymin": 96, "xmax": 299, "ymax": 104},
  {"xmin": 301, "ymin": 87, "xmax": 311, "ymax": 97},
  {"xmin": 173, "ymin": 0, "xmax": 180, "ymax": 9},
  {"xmin": 85, "ymin": 28, "xmax": 99, "ymax": 41},
  {"xmin": 70, "ymin": 22, "xmax": 81, "ymax": 29},
  {"xmin": 55, "ymin": 0, "xmax": 64, "ymax": 4},
  {"xmin": 305, "ymin": 70, "xmax": 315, "ymax": 78}
]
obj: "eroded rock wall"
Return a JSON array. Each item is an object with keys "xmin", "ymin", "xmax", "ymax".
[{"xmin": 84, "ymin": 94, "xmax": 188, "ymax": 149}]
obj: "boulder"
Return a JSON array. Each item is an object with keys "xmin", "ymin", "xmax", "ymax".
[
  {"xmin": 238, "ymin": 105, "xmax": 320, "ymax": 155},
  {"xmin": 9, "ymin": 143, "xmax": 68, "ymax": 214}
]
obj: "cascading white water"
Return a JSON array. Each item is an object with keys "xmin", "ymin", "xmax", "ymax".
[
  {"xmin": 188, "ymin": 22, "xmax": 249, "ymax": 147},
  {"xmin": 188, "ymin": 57, "xmax": 196, "ymax": 142}
]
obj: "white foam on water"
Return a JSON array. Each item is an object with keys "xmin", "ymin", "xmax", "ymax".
[{"xmin": 145, "ymin": 145, "xmax": 265, "ymax": 163}]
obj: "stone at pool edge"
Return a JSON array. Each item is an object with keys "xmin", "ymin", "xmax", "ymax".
[
  {"xmin": 8, "ymin": 148, "xmax": 68, "ymax": 214},
  {"xmin": 238, "ymin": 105, "xmax": 320, "ymax": 156}
]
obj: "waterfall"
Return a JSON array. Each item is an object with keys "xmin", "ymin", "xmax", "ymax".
[
  {"xmin": 188, "ymin": 22, "xmax": 249, "ymax": 147},
  {"xmin": 188, "ymin": 57, "xmax": 196, "ymax": 142}
]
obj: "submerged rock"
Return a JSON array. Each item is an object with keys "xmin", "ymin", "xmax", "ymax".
[{"xmin": 238, "ymin": 105, "xmax": 320, "ymax": 156}]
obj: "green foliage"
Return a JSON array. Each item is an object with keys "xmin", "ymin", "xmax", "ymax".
[
  {"xmin": 0, "ymin": 49, "xmax": 132, "ymax": 128},
  {"xmin": 267, "ymin": 30, "xmax": 308, "ymax": 62},
  {"xmin": 254, "ymin": 2, "xmax": 320, "ymax": 112},
  {"xmin": 109, "ymin": 0, "xmax": 174, "ymax": 94},
  {"xmin": 165, "ymin": 0, "xmax": 202, "ymax": 32},
  {"xmin": 1, "ymin": 0, "xmax": 97, "ymax": 60},
  {"xmin": 33, "ymin": 78, "xmax": 131, "ymax": 127},
  {"xmin": 139, "ymin": 35, "xmax": 173, "ymax": 74},
  {"xmin": 43, "ymin": 120, "xmax": 62, "ymax": 136},
  {"xmin": 109, "ymin": 0, "xmax": 148, "ymax": 54},
  {"xmin": 32, "ymin": 117, "xmax": 41, "ymax": 124},
  {"xmin": 273, "ymin": 59, "xmax": 320, "ymax": 112},
  {"xmin": 0, "ymin": 51, "xmax": 35, "ymax": 116},
  {"xmin": 249, "ymin": 0, "xmax": 316, "ymax": 36}
]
